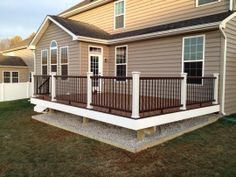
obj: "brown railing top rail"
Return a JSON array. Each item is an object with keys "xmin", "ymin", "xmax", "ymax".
[
  {"xmin": 55, "ymin": 75, "xmax": 87, "ymax": 78},
  {"xmin": 140, "ymin": 77, "xmax": 184, "ymax": 80},
  {"xmin": 34, "ymin": 75, "xmax": 51, "ymax": 77},
  {"xmin": 187, "ymin": 76, "xmax": 216, "ymax": 79},
  {"xmin": 91, "ymin": 76, "xmax": 132, "ymax": 79}
]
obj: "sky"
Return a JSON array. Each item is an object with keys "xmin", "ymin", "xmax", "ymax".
[{"xmin": 0, "ymin": 0, "xmax": 81, "ymax": 40}]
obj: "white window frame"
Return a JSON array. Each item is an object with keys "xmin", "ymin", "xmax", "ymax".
[
  {"xmin": 41, "ymin": 49, "xmax": 48, "ymax": 75},
  {"xmin": 2, "ymin": 71, "xmax": 19, "ymax": 83},
  {"xmin": 115, "ymin": 45, "xmax": 128, "ymax": 78},
  {"xmin": 60, "ymin": 46, "xmax": 69, "ymax": 75},
  {"xmin": 196, "ymin": 0, "xmax": 220, "ymax": 7},
  {"xmin": 50, "ymin": 40, "xmax": 58, "ymax": 74},
  {"xmin": 182, "ymin": 35, "xmax": 205, "ymax": 82},
  {"xmin": 88, "ymin": 45, "xmax": 103, "ymax": 76},
  {"xmin": 114, "ymin": 0, "xmax": 125, "ymax": 30}
]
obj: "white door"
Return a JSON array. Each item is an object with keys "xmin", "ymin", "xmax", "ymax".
[{"xmin": 89, "ymin": 54, "xmax": 102, "ymax": 90}]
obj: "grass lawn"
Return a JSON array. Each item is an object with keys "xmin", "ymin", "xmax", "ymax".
[{"xmin": 0, "ymin": 100, "xmax": 236, "ymax": 177}]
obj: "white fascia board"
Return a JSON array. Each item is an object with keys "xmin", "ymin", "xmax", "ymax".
[
  {"xmin": 29, "ymin": 16, "xmax": 77, "ymax": 48},
  {"xmin": 74, "ymin": 22, "xmax": 220, "ymax": 45},
  {"xmin": 31, "ymin": 98, "xmax": 220, "ymax": 131},
  {"xmin": 108, "ymin": 22, "xmax": 220, "ymax": 44},
  {"xmin": 31, "ymin": 98, "xmax": 136, "ymax": 130},
  {"xmin": 29, "ymin": 16, "xmax": 50, "ymax": 48},
  {"xmin": 135, "ymin": 105, "xmax": 220, "ymax": 130},
  {"xmin": 0, "ymin": 65, "xmax": 28, "ymax": 69},
  {"xmin": 1, "ymin": 46, "xmax": 28, "ymax": 54},
  {"xmin": 75, "ymin": 36, "xmax": 109, "ymax": 44},
  {"xmin": 221, "ymin": 12, "xmax": 236, "ymax": 28}
]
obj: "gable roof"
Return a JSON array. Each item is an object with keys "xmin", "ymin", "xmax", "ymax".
[
  {"xmin": 30, "ymin": 11, "xmax": 232, "ymax": 47},
  {"xmin": 0, "ymin": 55, "xmax": 27, "ymax": 67}
]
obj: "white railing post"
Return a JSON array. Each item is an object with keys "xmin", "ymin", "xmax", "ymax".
[
  {"xmin": 132, "ymin": 71, "xmax": 140, "ymax": 119},
  {"xmin": 87, "ymin": 72, "xmax": 93, "ymax": 109},
  {"xmin": 213, "ymin": 73, "xmax": 219, "ymax": 105},
  {"xmin": 51, "ymin": 72, "xmax": 56, "ymax": 102},
  {"xmin": 180, "ymin": 73, "xmax": 187, "ymax": 110}
]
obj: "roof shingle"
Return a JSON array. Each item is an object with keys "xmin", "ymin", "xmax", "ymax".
[
  {"xmin": 51, "ymin": 11, "xmax": 232, "ymax": 41},
  {"xmin": 0, "ymin": 55, "xmax": 27, "ymax": 67}
]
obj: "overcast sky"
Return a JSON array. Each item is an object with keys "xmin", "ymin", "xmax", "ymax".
[{"xmin": 0, "ymin": 0, "xmax": 81, "ymax": 40}]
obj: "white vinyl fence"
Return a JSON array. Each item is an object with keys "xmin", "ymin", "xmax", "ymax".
[{"xmin": 0, "ymin": 82, "xmax": 32, "ymax": 102}]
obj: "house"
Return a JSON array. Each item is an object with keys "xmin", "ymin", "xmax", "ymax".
[
  {"xmin": 29, "ymin": 0, "xmax": 236, "ymax": 152},
  {"xmin": 1, "ymin": 36, "xmax": 35, "ymax": 72},
  {"xmin": 0, "ymin": 37, "xmax": 34, "ymax": 101}
]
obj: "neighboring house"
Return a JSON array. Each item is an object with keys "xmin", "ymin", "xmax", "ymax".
[
  {"xmin": 1, "ymin": 36, "xmax": 35, "ymax": 72},
  {"xmin": 0, "ymin": 54, "xmax": 28, "ymax": 83},
  {"xmin": 29, "ymin": 0, "xmax": 236, "ymax": 151},
  {"xmin": 0, "ymin": 37, "xmax": 34, "ymax": 102}
]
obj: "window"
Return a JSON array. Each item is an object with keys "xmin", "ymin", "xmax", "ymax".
[
  {"xmin": 50, "ymin": 41, "xmax": 58, "ymax": 73},
  {"xmin": 12, "ymin": 72, "xmax": 19, "ymax": 83},
  {"xmin": 197, "ymin": 0, "xmax": 219, "ymax": 6},
  {"xmin": 3, "ymin": 71, "xmax": 19, "ymax": 83},
  {"xmin": 89, "ymin": 47, "xmax": 102, "ymax": 54},
  {"xmin": 183, "ymin": 35, "xmax": 205, "ymax": 84},
  {"xmin": 3, "ymin": 72, "xmax": 11, "ymax": 83},
  {"xmin": 115, "ymin": 46, "xmax": 127, "ymax": 78},
  {"xmin": 60, "ymin": 47, "xmax": 68, "ymax": 76},
  {"xmin": 114, "ymin": 0, "xmax": 125, "ymax": 29},
  {"xmin": 41, "ymin": 50, "xmax": 48, "ymax": 75}
]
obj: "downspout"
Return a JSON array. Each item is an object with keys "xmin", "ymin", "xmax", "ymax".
[
  {"xmin": 229, "ymin": 0, "xmax": 233, "ymax": 11},
  {"xmin": 219, "ymin": 24, "xmax": 227, "ymax": 115}
]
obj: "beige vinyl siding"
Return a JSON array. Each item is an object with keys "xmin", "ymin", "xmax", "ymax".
[
  {"xmin": 80, "ymin": 42, "xmax": 110, "ymax": 75},
  {"xmin": 35, "ymin": 23, "xmax": 80, "ymax": 75},
  {"xmin": 69, "ymin": 0, "xmax": 229, "ymax": 34},
  {"xmin": 109, "ymin": 30, "xmax": 221, "ymax": 77},
  {"xmin": 224, "ymin": 16, "xmax": 236, "ymax": 115},
  {"xmin": 4, "ymin": 49, "xmax": 34, "ymax": 72},
  {"xmin": 0, "ymin": 67, "xmax": 29, "ymax": 83}
]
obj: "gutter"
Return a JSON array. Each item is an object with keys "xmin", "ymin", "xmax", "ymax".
[
  {"xmin": 74, "ymin": 22, "xmax": 220, "ymax": 45},
  {"xmin": 218, "ymin": 12, "xmax": 236, "ymax": 115},
  {"xmin": 219, "ymin": 24, "xmax": 227, "ymax": 116},
  {"xmin": 0, "ymin": 45, "xmax": 28, "ymax": 54}
]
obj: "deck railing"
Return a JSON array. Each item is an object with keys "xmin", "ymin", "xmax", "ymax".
[
  {"xmin": 54, "ymin": 76, "xmax": 87, "ymax": 104},
  {"xmin": 32, "ymin": 72, "xmax": 219, "ymax": 118},
  {"xmin": 90, "ymin": 76, "xmax": 133, "ymax": 113},
  {"xmin": 34, "ymin": 75, "xmax": 51, "ymax": 95},
  {"xmin": 187, "ymin": 76, "xmax": 216, "ymax": 106},
  {"xmin": 139, "ymin": 77, "xmax": 183, "ymax": 114}
]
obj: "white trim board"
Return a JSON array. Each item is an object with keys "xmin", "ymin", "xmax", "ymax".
[{"xmin": 31, "ymin": 98, "xmax": 220, "ymax": 131}]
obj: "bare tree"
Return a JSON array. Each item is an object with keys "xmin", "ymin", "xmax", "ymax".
[
  {"xmin": 9, "ymin": 36, "xmax": 23, "ymax": 47},
  {"xmin": 0, "ymin": 39, "xmax": 10, "ymax": 50}
]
